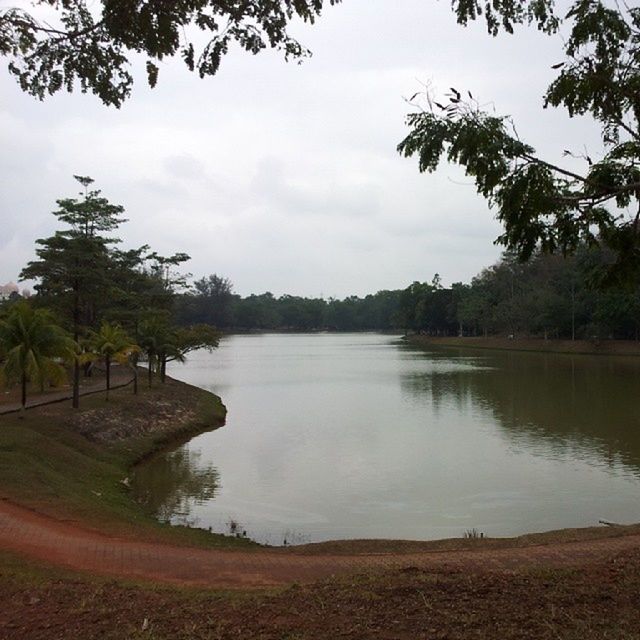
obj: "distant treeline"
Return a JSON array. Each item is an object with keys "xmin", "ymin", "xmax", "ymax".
[
  {"xmin": 175, "ymin": 246, "xmax": 640, "ymax": 340},
  {"xmin": 175, "ymin": 275, "xmax": 402, "ymax": 332}
]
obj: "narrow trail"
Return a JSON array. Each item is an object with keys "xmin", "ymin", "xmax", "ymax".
[{"xmin": 1, "ymin": 500, "xmax": 638, "ymax": 589}]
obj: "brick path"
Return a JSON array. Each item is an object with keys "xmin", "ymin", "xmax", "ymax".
[{"xmin": 1, "ymin": 500, "xmax": 638, "ymax": 589}]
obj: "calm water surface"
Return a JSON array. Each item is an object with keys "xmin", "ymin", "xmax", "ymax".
[{"xmin": 132, "ymin": 334, "xmax": 640, "ymax": 544}]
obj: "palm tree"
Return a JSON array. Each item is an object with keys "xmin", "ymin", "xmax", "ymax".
[
  {"xmin": 87, "ymin": 322, "xmax": 139, "ymax": 400},
  {"xmin": 0, "ymin": 302, "xmax": 76, "ymax": 411},
  {"xmin": 137, "ymin": 318, "xmax": 220, "ymax": 386},
  {"xmin": 137, "ymin": 316, "xmax": 178, "ymax": 387}
]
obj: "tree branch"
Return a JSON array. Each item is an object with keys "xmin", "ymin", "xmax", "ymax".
[
  {"xmin": 521, "ymin": 153, "xmax": 587, "ymax": 183},
  {"xmin": 2, "ymin": 12, "xmax": 103, "ymax": 41}
]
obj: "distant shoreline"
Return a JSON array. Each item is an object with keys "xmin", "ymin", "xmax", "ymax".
[{"xmin": 406, "ymin": 334, "xmax": 640, "ymax": 357}]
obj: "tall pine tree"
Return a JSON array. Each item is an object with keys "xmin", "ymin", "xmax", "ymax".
[{"xmin": 21, "ymin": 175, "xmax": 125, "ymax": 408}]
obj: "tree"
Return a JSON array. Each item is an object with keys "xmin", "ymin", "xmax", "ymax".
[
  {"xmin": 21, "ymin": 175, "xmax": 126, "ymax": 408},
  {"xmin": 399, "ymin": 0, "xmax": 640, "ymax": 283},
  {"xmin": 1, "ymin": 0, "xmax": 340, "ymax": 107},
  {"xmin": 170, "ymin": 324, "xmax": 221, "ymax": 381},
  {"xmin": 231, "ymin": 292, "xmax": 281, "ymax": 329},
  {"xmin": 86, "ymin": 321, "xmax": 139, "ymax": 400},
  {"xmin": 183, "ymin": 274, "xmax": 234, "ymax": 328},
  {"xmin": 137, "ymin": 315, "xmax": 171, "ymax": 388},
  {"xmin": 0, "ymin": 302, "xmax": 76, "ymax": 412},
  {"xmin": 138, "ymin": 315, "xmax": 219, "ymax": 385},
  {"xmin": 105, "ymin": 245, "xmax": 192, "ymax": 344}
]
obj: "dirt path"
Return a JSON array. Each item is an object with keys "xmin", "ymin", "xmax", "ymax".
[{"xmin": 1, "ymin": 500, "xmax": 639, "ymax": 589}]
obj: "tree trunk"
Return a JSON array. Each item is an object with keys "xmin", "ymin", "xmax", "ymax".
[
  {"xmin": 571, "ymin": 281, "xmax": 576, "ymax": 341},
  {"xmin": 72, "ymin": 359, "xmax": 80, "ymax": 409},
  {"xmin": 105, "ymin": 355, "xmax": 111, "ymax": 401},
  {"xmin": 21, "ymin": 373, "xmax": 27, "ymax": 411},
  {"xmin": 132, "ymin": 355, "xmax": 139, "ymax": 395},
  {"xmin": 72, "ymin": 266, "xmax": 80, "ymax": 409},
  {"xmin": 160, "ymin": 355, "xmax": 167, "ymax": 384},
  {"xmin": 148, "ymin": 356, "xmax": 153, "ymax": 388}
]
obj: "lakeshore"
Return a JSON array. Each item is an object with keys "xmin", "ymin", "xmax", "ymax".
[
  {"xmin": 407, "ymin": 334, "xmax": 640, "ymax": 356},
  {"xmin": 1, "ymin": 363, "xmax": 639, "ymax": 638},
  {"xmin": 0, "ymin": 373, "xmax": 257, "ymax": 549}
]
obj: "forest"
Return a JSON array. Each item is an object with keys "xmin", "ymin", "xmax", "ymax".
[{"xmin": 176, "ymin": 246, "xmax": 640, "ymax": 340}]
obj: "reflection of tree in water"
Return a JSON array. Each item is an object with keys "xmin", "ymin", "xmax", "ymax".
[
  {"xmin": 401, "ymin": 347, "xmax": 640, "ymax": 476},
  {"xmin": 132, "ymin": 446, "xmax": 220, "ymax": 523}
]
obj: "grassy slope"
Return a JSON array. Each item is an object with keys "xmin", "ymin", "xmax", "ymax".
[{"xmin": 0, "ymin": 377, "xmax": 256, "ymax": 549}]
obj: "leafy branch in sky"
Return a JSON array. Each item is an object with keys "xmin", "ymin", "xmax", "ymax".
[
  {"xmin": 1, "ymin": 0, "xmax": 340, "ymax": 107},
  {"xmin": 399, "ymin": 0, "xmax": 640, "ymax": 283}
]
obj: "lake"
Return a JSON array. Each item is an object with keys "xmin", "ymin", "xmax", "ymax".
[{"xmin": 132, "ymin": 333, "xmax": 640, "ymax": 545}]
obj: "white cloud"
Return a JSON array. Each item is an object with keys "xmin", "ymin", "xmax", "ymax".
[{"xmin": 0, "ymin": 0, "xmax": 602, "ymax": 297}]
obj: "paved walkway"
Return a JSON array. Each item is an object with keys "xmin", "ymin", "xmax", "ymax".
[
  {"xmin": 1, "ymin": 500, "xmax": 638, "ymax": 589},
  {"xmin": 0, "ymin": 372, "xmax": 134, "ymax": 415}
]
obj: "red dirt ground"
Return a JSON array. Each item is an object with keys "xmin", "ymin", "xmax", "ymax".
[
  {"xmin": 2, "ymin": 501, "xmax": 640, "ymax": 639},
  {"xmin": 2, "ymin": 498, "xmax": 640, "ymax": 590}
]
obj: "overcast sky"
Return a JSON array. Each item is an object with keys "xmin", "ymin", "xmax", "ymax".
[{"xmin": 0, "ymin": 0, "xmax": 602, "ymax": 298}]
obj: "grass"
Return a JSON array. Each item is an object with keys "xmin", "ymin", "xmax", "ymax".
[
  {"xmin": 463, "ymin": 528, "xmax": 485, "ymax": 540},
  {"xmin": 0, "ymin": 376, "xmax": 258, "ymax": 549}
]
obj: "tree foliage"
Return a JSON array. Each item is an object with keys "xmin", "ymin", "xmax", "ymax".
[
  {"xmin": 182, "ymin": 274, "xmax": 234, "ymax": 328},
  {"xmin": 1, "ymin": 0, "xmax": 340, "ymax": 107},
  {"xmin": 86, "ymin": 321, "xmax": 139, "ymax": 399},
  {"xmin": 21, "ymin": 175, "xmax": 126, "ymax": 337},
  {"xmin": 175, "ymin": 251, "xmax": 640, "ymax": 340},
  {"xmin": 175, "ymin": 276, "xmax": 404, "ymax": 331},
  {"xmin": 138, "ymin": 314, "xmax": 219, "ymax": 384},
  {"xmin": 20, "ymin": 175, "xmax": 209, "ymax": 404},
  {"xmin": 406, "ymin": 248, "xmax": 640, "ymax": 341},
  {"xmin": 21, "ymin": 175, "xmax": 127, "ymax": 407},
  {"xmin": 399, "ymin": 0, "xmax": 640, "ymax": 282},
  {"xmin": 0, "ymin": 302, "xmax": 76, "ymax": 410}
]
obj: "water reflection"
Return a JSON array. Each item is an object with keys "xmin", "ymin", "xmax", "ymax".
[
  {"xmin": 400, "ymin": 346, "xmax": 640, "ymax": 477},
  {"xmin": 132, "ymin": 447, "xmax": 220, "ymax": 526}
]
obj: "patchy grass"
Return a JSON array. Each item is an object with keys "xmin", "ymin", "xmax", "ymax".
[
  {"xmin": 0, "ymin": 376, "xmax": 257, "ymax": 549},
  {"xmin": 0, "ymin": 545, "xmax": 638, "ymax": 639}
]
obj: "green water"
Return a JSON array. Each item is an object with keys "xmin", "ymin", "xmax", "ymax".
[{"xmin": 132, "ymin": 334, "xmax": 640, "ymax": 544}]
